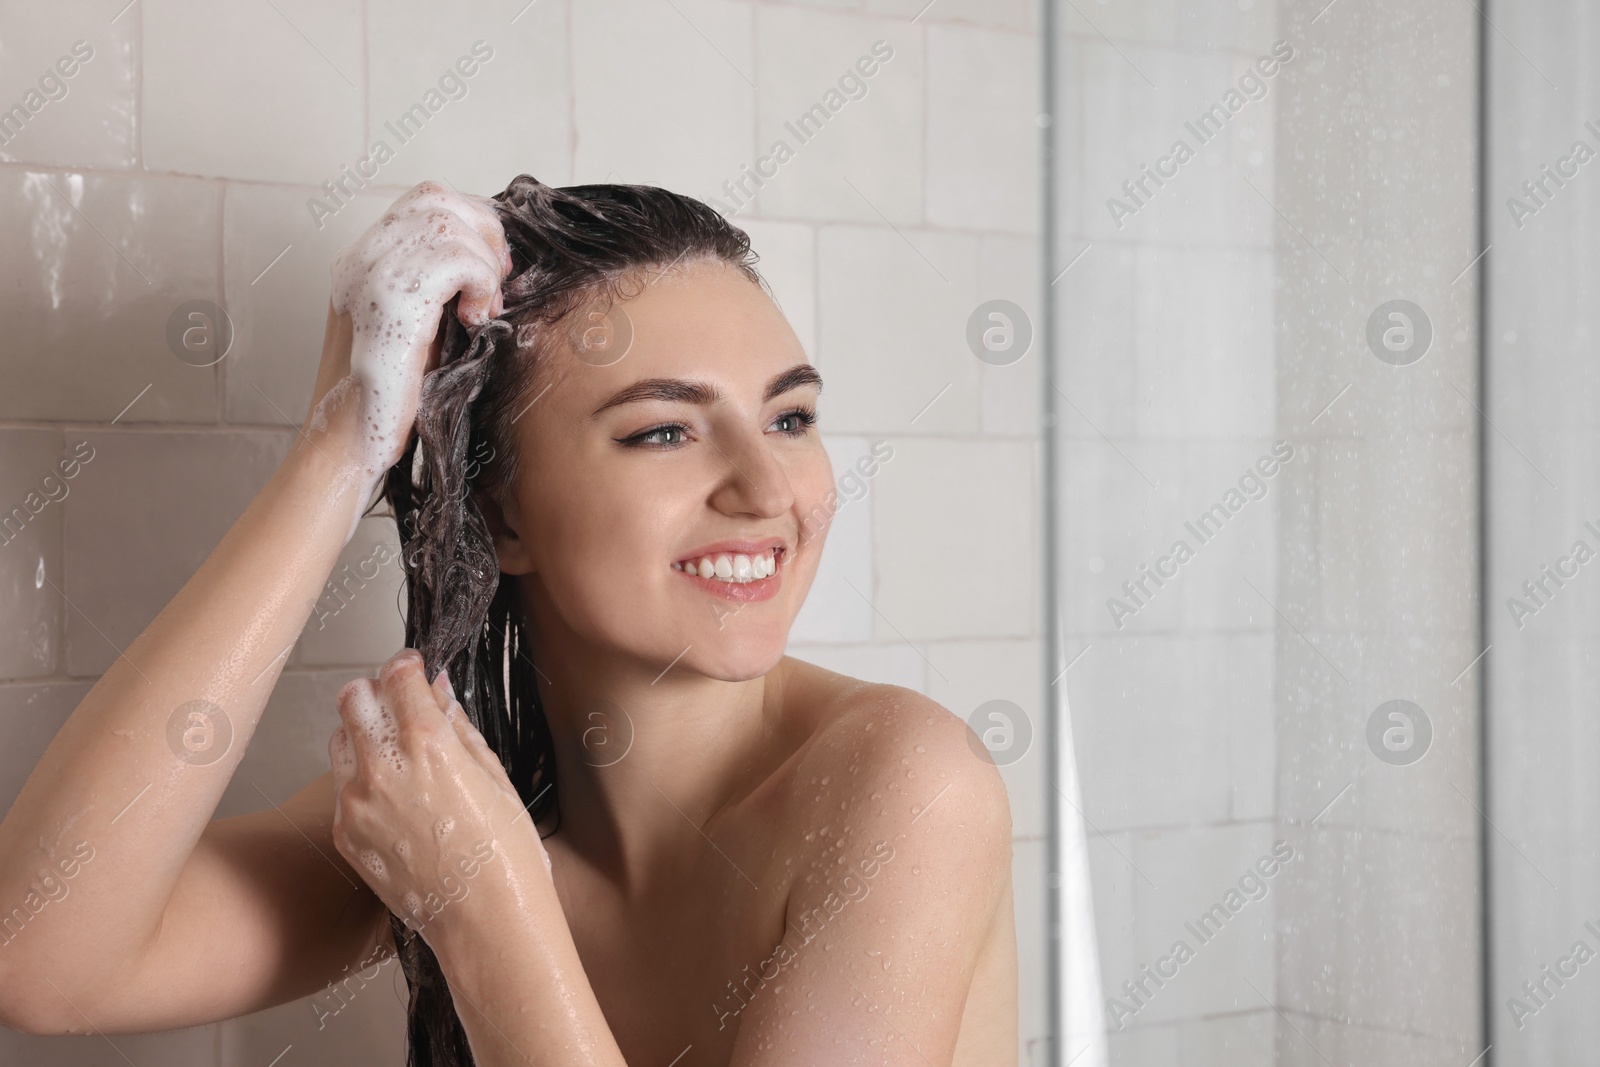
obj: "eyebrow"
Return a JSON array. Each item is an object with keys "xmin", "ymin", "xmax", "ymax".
[{"xmin": 589, "ymin": 363, "xmax": 823, "ymax": 419}]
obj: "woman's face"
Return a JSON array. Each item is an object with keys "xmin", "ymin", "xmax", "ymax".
[{"xmin": 487, "ymin": 256, "xmax": 836, "ymax": 681}]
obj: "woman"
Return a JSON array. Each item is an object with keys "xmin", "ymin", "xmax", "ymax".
[{"xmin": 0, "ymin": 176, "xmax": 1017, "ymax": 1066}]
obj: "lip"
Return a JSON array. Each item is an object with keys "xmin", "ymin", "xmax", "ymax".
[
  {"xmin": 672, "ymin": 539, "xmax": 788, "ymax": 604},
  {"xmin": 675, "ymin": 537, "xmax": 787, "ymax": 565}
]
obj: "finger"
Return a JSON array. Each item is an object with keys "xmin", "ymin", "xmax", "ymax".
[
  {"xmin": 377, "ymin": 648, "xmax": 453, "ymax": 740},
  {"xmin": 430, "ymin": 665, "xmax": 456, "ymax": 711},
  {"xmin": 423, "ymin": 665, "xmax": 512, "ymax": 786},
  {"xmin": 335, "ymin": 676, "xmax": 394, "ymax": 774},
  {"xmin": 398, "ymin": 189, "xmax": 506, "ymax": 283},
  {"xmin": 435, "ymin": 684, "xmax": 492, "ymax": 765},
  {"xmin": 425, "ymin": 207, "xmax": 503, "ymax": 280},
  {"xmin": 379, "ymin": 200, "xmax": 506, "ymax": 326},
  {"xmin": 449, "ymin": 190, "xmax": 513, "ymax": 278},
  {"xmin": 392, "ymin": 182, "xmax": 507, "ymax": 280},
  {"xmin": 437, "ymin": 690, "xmax": 512, "ymax": 788},
  {"xmin": 428, "ymin": 248, "xmax": 503, "ymax": 327},
  {"xmin": 456, "ymin": 202, "xmax": 512, "ymax": 279},
  {"xmin": 329, "ymin": 723, "xmax": 358, "ymax": 788}
]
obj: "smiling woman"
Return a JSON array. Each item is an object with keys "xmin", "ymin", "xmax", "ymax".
[
  {"xmin": 356, "ymin": 174, "xmax": 1018, "ymax": 1065},
  {"xmin": 0, "ymin": 174, "xmax": 1017, "ymax": 1067}
]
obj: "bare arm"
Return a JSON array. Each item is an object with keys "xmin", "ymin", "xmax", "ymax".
[
  {"xmin": 0, "ymin": 375, "xmax": 379, "ymax": 1032},
  {"xmin": 0, "ymin": 180, "xmax": 510, "ymax": 1035},
  {"xmin": 728, "ymin": 688, "xmax": 1013, "ymax": 1065}
]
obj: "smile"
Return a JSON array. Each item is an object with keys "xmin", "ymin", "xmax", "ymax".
[{"xmin": 670, "ymin": 545, "xmax": 786, "ymax": 602}]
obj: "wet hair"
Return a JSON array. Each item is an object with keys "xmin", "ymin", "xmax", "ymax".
[{"xmin": 369, "ymin": 174, "xmax": 767, "ymax": 1066}]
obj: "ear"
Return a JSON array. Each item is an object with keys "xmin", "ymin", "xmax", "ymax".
[{"xmin": 473, "ymin": 487, "xmax": 536, "ymax": 575}]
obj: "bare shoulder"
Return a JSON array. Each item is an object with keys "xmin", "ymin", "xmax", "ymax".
[
  {"xmin": 775, "ymin": 656, "xmax": 1013, "ymax": 885},
  {"xmin": 727, "ymin": 659, "xmax": 1015, "ymax": 1062}
]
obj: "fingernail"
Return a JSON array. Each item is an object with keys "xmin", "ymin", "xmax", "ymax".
[{"xmin": 437, "ymin": 668, "xmax": 456, "ymax": 701}]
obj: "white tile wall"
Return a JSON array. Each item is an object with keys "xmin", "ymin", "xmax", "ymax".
[
  {"xmin": 926, "ymin": 23, "xmax": 1040, "ymax": 233},
  {"xmin": 143, "ymin": 0, "xmax": 366, "ymax": 183},
  {"xmin": 751, "ymin": 7, "xmax": 924, "ymax": 224},
  {"xmin": 0, "ymin": 170, "xmax": 223, "ymax": 423},
  {"xmin": 222, "ymin": 184, "xmax": 390, "ymax": 426},
  {"xmin": 0, "ymin": 433, "xmax": 70, "ymax": 680},
  {"xmin": 0, "ymin": 0, "xmax": 1046, "ymax": 1062},
  {"xmin": 872, "ymin": 435, "xmax": 1036, "ymax": 640},
  {"xmin": 815, "ymin": 223, "xmax": 985, "ymax": 433},
  {"xmin": 0, "ymin": 7, "xmax": 137, "ymax": 169},
  {"xmin": 572, "ymin": 0, "xmax": 755, "ymax": 192},
  {"xmin": 366, "ymin": 0, "xmax": 572, "ymax": 193}
]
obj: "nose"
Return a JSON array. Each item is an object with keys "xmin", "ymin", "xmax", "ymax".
[{"xmin": 708, "ymin": 428, "xmax": 795, "ymax": 519}]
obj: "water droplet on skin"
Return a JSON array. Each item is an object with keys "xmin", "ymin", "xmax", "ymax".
[{"xmin": 915, "ymin": 744, "xmax": 926, "ymax": 753}]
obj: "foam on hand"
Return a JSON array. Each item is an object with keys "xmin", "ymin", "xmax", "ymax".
[
  {"xmin": 357, "ymin": 849, "xmax": 388, "ymax": 881},
  {"xmin": 343, "ymin": 679, "xmax": 406, "ymax": 776},
  {"xmin": 316, "ymin": 186, "xmax": 506, "ymax": 543}
]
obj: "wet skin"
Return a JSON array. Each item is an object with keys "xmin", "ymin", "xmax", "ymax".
[{"xmin": 0, "ymin": 180, "xmax": 1018, "ymax": 1066}]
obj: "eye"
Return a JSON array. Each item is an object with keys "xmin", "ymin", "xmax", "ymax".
[
  {"xmin": 619, "ymin": 422, "xmax": 691, "ymax": 449},
  {"xmin": 772, "ymin": 406, "xmax": 817, "ymax": 436}
]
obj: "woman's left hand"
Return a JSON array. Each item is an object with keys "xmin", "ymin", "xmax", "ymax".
[{"xmin": 328, "ymin": 648, "xmax": 551, "ymax": 944}]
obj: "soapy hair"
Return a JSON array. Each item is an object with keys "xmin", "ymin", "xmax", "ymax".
[{"xmin": 368, "ymin": 174, "xmax": 766, "ymax": 1067}]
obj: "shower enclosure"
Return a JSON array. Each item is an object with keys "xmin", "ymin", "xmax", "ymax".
[{"xmin": 1047, "ymin": 0, "xmax": 1598, "ymax": 1064}]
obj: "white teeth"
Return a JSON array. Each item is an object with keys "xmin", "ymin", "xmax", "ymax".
[{"xmin": 673, "ymin": 549, "xmax": 780, "ymax": 583}]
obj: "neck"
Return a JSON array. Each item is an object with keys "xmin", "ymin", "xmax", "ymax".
[{"xmin": 517, "ymin": 588, "xmax": 793, "ymax": 899}]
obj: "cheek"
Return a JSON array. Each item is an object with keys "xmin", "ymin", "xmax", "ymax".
[
  {"xmin": 522, "ymin": 463, "xmax": 684, "ymax": 611},
  {"xmin": 792, "ymin": 454, "xmax": 840, "ymax": 542}
]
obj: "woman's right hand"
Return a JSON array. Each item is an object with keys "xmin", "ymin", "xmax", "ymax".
[{"xmin": 302, "ymin": 180, "xmax": 513, "ymax": 496}]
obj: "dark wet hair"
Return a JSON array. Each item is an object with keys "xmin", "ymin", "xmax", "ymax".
[{"xmin": 369, "ymin": 174, "xmax": 766, "ymax": 1066}]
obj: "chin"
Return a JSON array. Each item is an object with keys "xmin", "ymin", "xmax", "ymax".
[{"xmin": 683, "ymin": 627, "xmax": 790, "ymax": 682}]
